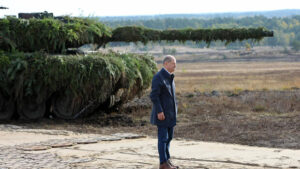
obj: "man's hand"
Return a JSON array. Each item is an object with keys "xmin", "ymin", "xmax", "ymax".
[{"xmin": 157, "ymin": 112, "xmax": 165, "ymax": 121}]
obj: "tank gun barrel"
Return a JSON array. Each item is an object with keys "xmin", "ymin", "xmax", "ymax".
[
  {"xmin": 108, "ymin": 26, "xmax": 273, "ymax": 45},
  {"xmin": 0, "ymin": 17, "xmax": 273, "ymax": 53}
]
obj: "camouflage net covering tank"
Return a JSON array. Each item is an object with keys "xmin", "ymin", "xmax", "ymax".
[
  {"xmin": 0, "ymin": 51, "xmax": 156, "ymax": 120},
  {"xmin": 0, "ymin": 16, "xmax": 273, "ymax": 120}
]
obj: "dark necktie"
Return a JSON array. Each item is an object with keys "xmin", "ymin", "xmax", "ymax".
[{"xmin": 171, "ymin": 74, "xmax": 174, "ymax": 80}]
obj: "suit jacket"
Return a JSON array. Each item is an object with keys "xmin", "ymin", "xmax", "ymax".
[{"xmin": 150, "ymin": 68, "xmax": 178, "ymax": 127}]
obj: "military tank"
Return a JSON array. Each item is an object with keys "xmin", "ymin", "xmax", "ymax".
[{"xmin": 0, "ymin": 15, "xmax": 273, "ymax": 121}]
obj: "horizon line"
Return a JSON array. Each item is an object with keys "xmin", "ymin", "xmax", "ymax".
[{"xmin": 97, "ymin": 9, "xmax": 300, "ymax": 18}]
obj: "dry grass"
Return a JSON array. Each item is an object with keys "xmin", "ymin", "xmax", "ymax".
[
  {"xmin": 174, "ymin": 90, "xmax": 300, "ymax": 148},
  {"xmin": 168, "ymin": 62, "xmax": 300, "ymax": 92}
]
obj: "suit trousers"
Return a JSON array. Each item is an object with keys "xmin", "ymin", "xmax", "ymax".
[{"xmin": 157, "ymin": 126, "xmax": 174, "ymax": 164}]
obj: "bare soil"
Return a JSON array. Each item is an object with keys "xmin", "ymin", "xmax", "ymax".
[{"xmin": 7, "ymin": 89, "xmax": 300, "ymax": 150}]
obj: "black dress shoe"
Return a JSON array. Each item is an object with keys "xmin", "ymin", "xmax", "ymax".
[
  {"xmin": 168, "ymin": 159, "xmax": 179, "ymax": 169},
  {"xmin": 159, "ymin": 161, "xmax": 176, "ymax": 169}
]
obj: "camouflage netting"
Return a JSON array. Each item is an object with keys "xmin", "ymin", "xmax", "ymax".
[
  {"xmin": 0, "ymin": 17, "xmax": 111, "ymax": 53},
  {"xmin": 0, "ymin": 51, "xmax": 156, "ymax": 120}
]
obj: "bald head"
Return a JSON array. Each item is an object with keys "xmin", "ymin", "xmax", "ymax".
[
  {"xmin": 163, "ymin": 55, "xmax": 176, "ymax": 65},
  {"xmin": 163, "ymin": 55, "xmax": 176, "ymax": 73}
]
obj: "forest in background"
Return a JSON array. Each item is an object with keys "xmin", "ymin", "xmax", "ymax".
[{"xmin": 100, "ymin": 13, "xmax": 300, "ymax": 50}]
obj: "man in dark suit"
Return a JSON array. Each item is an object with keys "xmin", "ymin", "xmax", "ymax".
[{"xmin": 150, "ymin": 55, "xmax": 179, "ymax": 169}]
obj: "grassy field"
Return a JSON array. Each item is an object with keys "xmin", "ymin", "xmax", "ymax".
[{"xmin": 173, "ymin": 61, "xmax": 300, "ymax": 92}]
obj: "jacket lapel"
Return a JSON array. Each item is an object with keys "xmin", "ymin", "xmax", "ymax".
[
  {"xmin": 172, "ymin": 81, "xmax": 175, "ymax": 96},
  {"xmin": 163, "ymin": 80, "xmax": 173, "ymax": 96},
  {"xmin": 160, "ymin": 68, "xmax": 174, "ymax": 97}
]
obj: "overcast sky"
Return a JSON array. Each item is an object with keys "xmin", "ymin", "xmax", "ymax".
[{"xmin": 1, "ymin": 0, "xmax": 300, "ymax": 17}]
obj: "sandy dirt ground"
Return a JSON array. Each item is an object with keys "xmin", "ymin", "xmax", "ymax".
[{"xmin": 0, "ymin": 125, "xmax": 299, "ymax": 169}]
